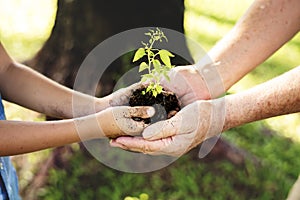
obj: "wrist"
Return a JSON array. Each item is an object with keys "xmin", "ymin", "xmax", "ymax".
[
  {"xmin": 222, "ymin": 92, "xmax": 252, "ymax": 131},
  {"xmin": 207, "ymin": 98, "xmax": 226, "ymax": 136},
  {"xmin": 222, "ymin": 95, "xmax": 236, "ymax": 132},
  {"xmin": 194, "ymin": 98, "xmax": 226, "ymax": 140},
  {"xmin": 193, "ymin": 61, "xmax": 226, "ymax": 99},
  {"xmin": 94, "ymin": 97, "xmax": 110, "ymax": 112}
]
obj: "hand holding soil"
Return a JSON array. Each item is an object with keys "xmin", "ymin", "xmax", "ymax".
[
  {"xmin": 110, "ymin": 100, "xmax": 224, "ymax": 157},
  {"xmin": 96, "ymin": 106, "xmax": 155, "ymax": 139}
]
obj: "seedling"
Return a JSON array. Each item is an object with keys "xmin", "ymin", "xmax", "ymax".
[{"xmin": 132, "ymin": 28, "xmax": 175, "ymax": 97}]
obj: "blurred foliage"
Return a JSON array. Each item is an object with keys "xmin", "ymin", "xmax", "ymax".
[
  {"xmin": 0, "ymin": 0, "xmax": 299, "ymax": 199},
  {"xmin": 37, "ymin": 123, "xmax": 300, "ymax": 200},
  {"xmin": 0, "ymin": 0, "xmax": 57, "ymax": 62}
]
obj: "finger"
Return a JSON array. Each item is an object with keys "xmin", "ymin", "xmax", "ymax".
[
  {"xmin": 111, "ymin": 136, "xmax": 172, "ymax": 155},
  {"xmin": 118, "ymin": 119, "xmax": 149, "ymax": 136},
  {"xmin": 142, "ymin": 115, "xmax": 182, "ymax": 140},
  {"xmin": 109, "ymin": 82, "xmax": 144, "ymax": 106},
  {"xmin": 110, "ymin": 139, "xmax": 129, "ymax": 149},
  {"xmin": 128, "ymin": 106, "xmax": 155, "ymax": 118}
]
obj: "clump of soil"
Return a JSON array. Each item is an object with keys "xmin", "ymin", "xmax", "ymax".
[{"xmin": 129, "ymin": 87, "xmax": 181, "ymax": 124}]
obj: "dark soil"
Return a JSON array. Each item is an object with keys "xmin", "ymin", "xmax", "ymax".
[{"xmin": 129, "ymin": 87, "xmax": 181, "ymax": 124}]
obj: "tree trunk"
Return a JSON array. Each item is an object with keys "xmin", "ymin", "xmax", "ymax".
[{"xmin": 27, "ymin": 0, "xmax": 192, "ymax": 96}]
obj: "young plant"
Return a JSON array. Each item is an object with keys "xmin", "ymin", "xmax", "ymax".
[{"xmin": 132, "ymin": 28, "xmax": 175, "ymax": 97}]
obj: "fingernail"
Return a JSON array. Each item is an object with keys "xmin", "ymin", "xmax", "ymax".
[
  {"xmin": 110, "ymin": 140, "xmax": 123, "ymax": 148},
  {"xmin": 147, "ymin": 107, "xmax": 155, "ymax": 117},
  {"xmin": 143, "ymin": 128, "xmax": 154, "ymax": 139}
]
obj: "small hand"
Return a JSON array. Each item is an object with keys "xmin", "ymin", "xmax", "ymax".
[
  {"xmin": 76, "ymin": 106, "xmax": 155, "ymax": 140},
  {"xmin": 110, "ymin": 100, "xmax": 225, "ymax": 157},
  {"xmin": 100, "ymin": 106, "xmax": 156, "ymax": 138},
  {"xmin": 105, "ymin": 82, "xmax": 144, "ymax": 107}
]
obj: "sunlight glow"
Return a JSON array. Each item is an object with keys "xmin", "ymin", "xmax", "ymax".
[{"xmin": 0, "ymin": 0, "xmax": 57, "ymax": 61}]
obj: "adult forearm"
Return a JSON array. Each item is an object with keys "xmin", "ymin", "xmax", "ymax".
[
  {"xmin": 224, "ymin": 66, "xmax": 300, "ymax": 131},
  {"xmin": 208, "ymin": 0, "xmax": 300, "ymax": 91}
]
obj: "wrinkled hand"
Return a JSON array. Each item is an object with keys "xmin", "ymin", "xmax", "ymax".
[
  {"xmin": 160, "ymin": 65, "xmax": 210, "ymax": 106},
  {"xmin": 160, "ymin": 63, "xmax": 225, "ymax": 106},
  {"xmin": 76, "ymin": 106, "xmax": 155, "ymax": 140},
  {"xmin": 110, "ymin": 99, "xmax": 225, "ymax": 157}
]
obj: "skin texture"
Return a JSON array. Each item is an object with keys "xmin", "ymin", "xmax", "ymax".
[
  {"xmin": 111, "ymin": 0, "xmax": 300, "ymax": 156},
  {"xmin": 111, "ymin": 65, "xmax": 300, "ymax": 156},
  {"xmin": 0, "ymin": 42, "xmax": 154, "ymax": 156},
  {"xmin": 209, "ymin": 0, "xmax": 300, "ymax": 91}
]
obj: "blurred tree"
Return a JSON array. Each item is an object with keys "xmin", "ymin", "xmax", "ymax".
[{"xmin": 27, "ymin": 0, "xmax": 192, "ymax": 96}]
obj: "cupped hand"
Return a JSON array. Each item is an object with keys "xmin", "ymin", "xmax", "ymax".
[
  {"xmin": 100, "ymin": 106, "xmax": 156, "ymax": 138},
  {"xmin": 76, "ymin": 106, "xmax": 155, "ymax": 140},
  {"xmin": 110, "ymin": 99, "xmax": 225, "ymax": 157},
  {"xmin": 96, "ymin": 82, "xmax": 144, "ymax": 111},
  {"xmin": 160, "ymin": 65, "xmax": 210, "ymax": 106},
  {"xmin": 159, "ymin": 63, "xmax": 225, "ymax": 106}
]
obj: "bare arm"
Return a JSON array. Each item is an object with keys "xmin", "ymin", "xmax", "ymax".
[
  {"xmin": 0, "ymin": 106, "xmax": 153, "ymax": 156},
  {"xmin": 0, "ymin": 119, "xmax": 80, "ymax": 156},
  {"xmin": 206, "ymin": 0, "xmax": 300, "ymax": 92},
  {"xmin": 166, "ymin": 0, "xmax": 300, "ymax": 104},
  {"xmin": 0, "ymin": 42, "xmax": 154, "ymax": 156},
  {"xmin": 0, "ymin": 42, "xmax": 109, "ymax": 119},
  {"xmin": 224, "ymin": 65, "xmax": 300, "ymax": 131}
]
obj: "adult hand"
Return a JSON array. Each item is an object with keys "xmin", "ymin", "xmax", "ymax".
[
  {"xmin": 76, "ymin": 106, "xmax": 155, "ymax": 140},
  {"xmin": 159, "ymin": 63, "xmax": 225, "ymax": 106},
  {"xmin": 110, "ymin": 99, "xmax": 225, "ymax": 157},
  {"xmin": 161, "ymin": 65, "xmax": 209, "ymax": 105}
]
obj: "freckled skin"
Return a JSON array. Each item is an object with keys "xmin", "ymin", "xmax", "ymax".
[
  {"xmin": 208, "ymin": 0, "xmax": 300, "ymax": 92},
  {"xmin": 223, "ymin": 66, "xmax": 300, "ymax": 131}
]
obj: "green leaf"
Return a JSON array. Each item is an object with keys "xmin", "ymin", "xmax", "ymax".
[
  {"xmin": 133, "ymin": 48, "xmax": 145, "ymax": 62},
  {"xmin": 153, "ymin": 59, "xmax": 161, "ymax": 71},
  {"xmin": 146, "ymin": 86, "xmax": 152, "ymax": 93},
  {"xmin": 139, "ymin": 62, "xmax": 148, "ymax": 72},
  {"xmin": 159, "ymin": 50, "xmax": 174, "ymax": 67},
  {"xmin": 152, "ymin": 90, "xmax": 157, "ymax": 97},
  {"xmin": 143, "ymin": 74, "xmax": 154, "ymax": 79},
  {"xmin": 163, "ymin": 71, "xmax": 170, "ymax": 82},
  {"xmin": 159, "ymin": 49, "xmax": 175, "ymax": 57},
  {"xmin": 155, "ymin": 84, "xmax": 163, "ymax": 94},
  {"xmin": 141, "ymin": 76, "xmax": 148, "ymax": 83},
  {"xmin": 148, "ymin": 50, "xmax": 155, "ymax": 57}
]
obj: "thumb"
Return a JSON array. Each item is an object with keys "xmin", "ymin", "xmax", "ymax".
[
  {"xmin": 127, "ymin": 106, "xmax": 155, "ymax": 118},
  {"xmin": 142, "ymin": 115, "xmax": 182, "ymax": 140}
]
